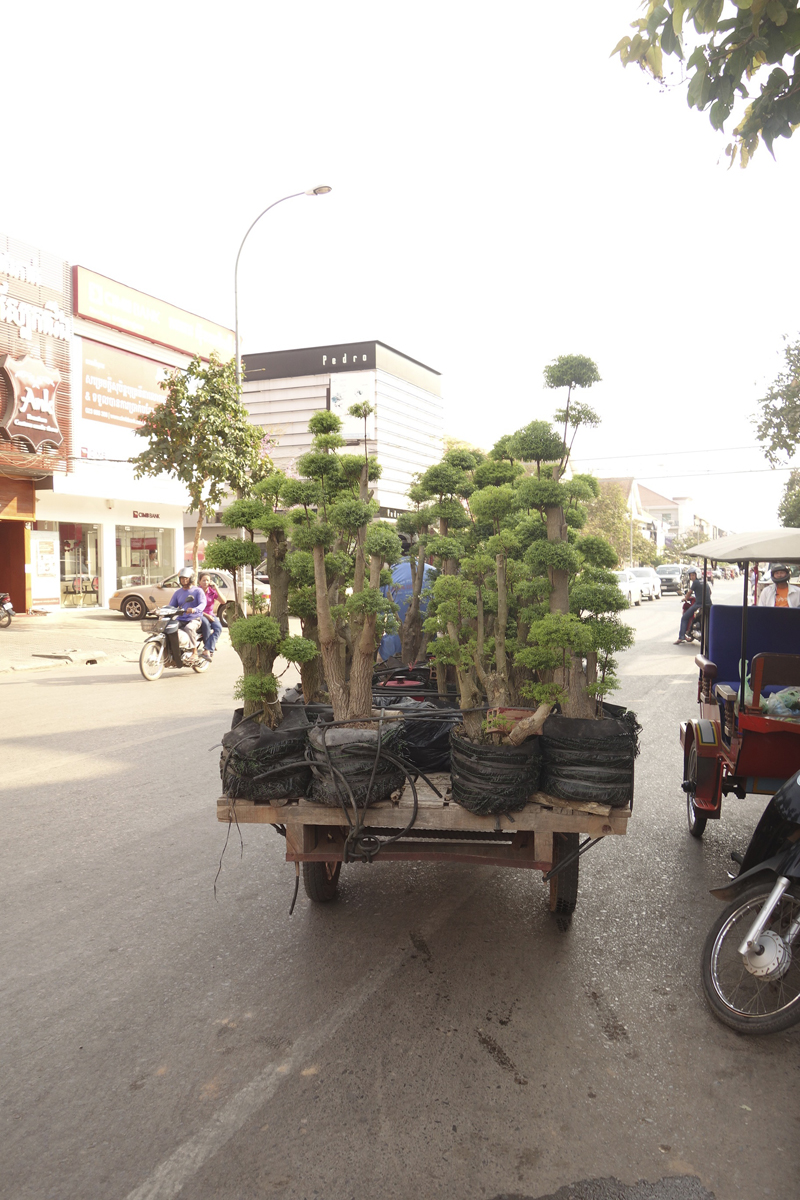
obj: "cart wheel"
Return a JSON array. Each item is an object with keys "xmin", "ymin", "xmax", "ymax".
[
  {"xmin": 685, "ymin": 742, "xmax": 707, "ymax": 839},
  {"xmin": 549, "ymin": 832, "xmax": 579, "ymax": 928},
  {"xmin": 302, "ymin": 861, "xmax": 341, "ymax": 903}
]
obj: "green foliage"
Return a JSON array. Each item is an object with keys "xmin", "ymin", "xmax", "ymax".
[
  {"xmin": 569, "ymin": 566, "xmax": 630, "ymax": 615},
  {"xmin": 244, "ymin": 591, "xmax": 271, "ymax": 615},
  {"xmin": 469, "ymin": 484, "xmax": 517, "ymax": 530},
  {"xmin": 279, "ymin": 635, "xmax": 320, "ymax": 665},
  {"xmin": 755, "ymin": 335, "xmax": 800, "ymax": 463},
  {"xmin": 222, "ymin": 498, "xmax": 267, "ymax": 532},
  {"xmin": 297, "ymin": 450, "xmax": 342, "ymax": 482},
  {"xmin": 234, "ymin": 673, "xmax": 279, "ymax": 703},
  {"xmin": 613, "ymin": 0, "xmax": 800, "ymax": 163},
  {"xmin": 229, "ymin": 614, "xmax": 283, "ymax": 650},
  {"xmin": 308, "ymin": 410, "xmax": 343, "ymax": 436},
  {"xmin": 472, "ymin": 458, "xmax": 520, "ymax": 487},
  {"xmin": 132, "ymin": 353, "xmax": 261, "ymax": 512},
  {"xmin": 285, "ymin": 549, "xmax": 315, "ymax": 585},
  {"xmin": 543, "ymin": 354, "xmax": 602, "ymax": 393},
  {"xmin": 525, "ymin": 539, "xmax": 582, "ymax": 574},
  {"xmin": 255, "ymin": 512, "xmax": 290, "ymax": 537},
  {"xmin": 329, "ymin": 497, "xmax": 377, "ymax": 534},
  {"xmin": 364, "ymin": 521, "xmax": 403, "ymax": 563},
  {"xmin": 505, "ymin": 421, "xmax": 565, "ymax": 470},
  {"xmin": 204, "ymin": 537, "xmax": 263, "ymax": 573},
  {"xmin": 516, "ymin": 476, "xmax": 567, "ymax": 511},
  {"xmin": 280, "ymin": 478, "xmax": 320, "ymax": 510},
  {"xmin": 778, "ymin": 469, "xmax": 800, "ymax": 526},
  {"xmin": 577, "ymin": 534, "xmax": 620, "ymax": 569}
]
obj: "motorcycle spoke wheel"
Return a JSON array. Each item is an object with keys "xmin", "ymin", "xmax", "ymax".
[
  {"xmin": 685, "ymin": 743, "xmax": 707, "ymax": 838},
  {"xmin": 0, "ymin": 610, "xmax": 11, "ymax": 628},
  {"xmin": 139, "ymin": 643, "xmax": 164, "ymax": 681},
  {"xmin": 702, "ymin": 885, "xmax": 800, "ymax": 1034}
]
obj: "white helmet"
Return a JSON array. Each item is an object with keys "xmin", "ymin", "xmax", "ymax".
[{"xmin": 178, "ymin": 566, "xmax": 195, "ymax": 583}]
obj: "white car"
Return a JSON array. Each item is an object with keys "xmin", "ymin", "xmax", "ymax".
[
  {"xmin": 630, "ymin": 567, "xmax": 662, "ymax": 600},
  {"xmin": 614, "ymin": 569, "xmax": 643, "ymax": 606}
]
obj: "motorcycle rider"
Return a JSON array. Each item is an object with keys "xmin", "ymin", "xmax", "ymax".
[
  {"xmin": 675, "ymin": 567, "xmax": 712, "ymax": 644},
  {"xmin": 757, "ymin": 563, "xmax": 800, "ymax": 608},
  {"xmin": 168, "ymin": 567, "xmax": 206, "ymax": 653},
  {"xmin": 197, "ymin": 572, "xmax": 223, "ymax": 660}
]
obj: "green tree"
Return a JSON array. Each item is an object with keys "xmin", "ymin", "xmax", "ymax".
[
  {"xmin": 754, "ymin": 335, "xmax": 800, "ymax": 462},
  {"xmin": 543, "ymin": 354, "xmax": 602, "ymax": 476},
  {"xmin": 779, "ymin": 469, "xmax": 800, "ymax": 525},
  {"xmin": 132, "ymin": 354, "xmax": 261, "ymax": 571},
  {"xmin": 584, "ymin": 482, "xmax": 657, "ymax": 566},
  {"xmin": 614, "ymin": 1, "xmax": 800, "ymax": 165}
]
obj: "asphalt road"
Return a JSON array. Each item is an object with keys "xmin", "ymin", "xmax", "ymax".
[{"xmin": 2, "ymin": 583, "xmax": 798, "ymax": 1200}]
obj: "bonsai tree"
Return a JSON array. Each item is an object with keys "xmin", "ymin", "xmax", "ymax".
[
  {"xmin": 203, "ymin": 536, "xmax": 263, "ymax": 618},
  {"xmin": 422, "ymin": 366, "xmax": 633, "ymax": 736},
  {"xmin": 228, "ymin": 613, "xmax": 319, "ymax": 727},
  {"xmin": 290, "ymin": 408, "xmax": 402, "ymax": 722}
]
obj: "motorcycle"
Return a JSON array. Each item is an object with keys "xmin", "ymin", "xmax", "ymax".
[
  {"xmin": 681, "ymin": 593, "xmax": 702, "ymax": 642},
  {"xmin": 701, "ymin": 769, "xmax": 800, "ymax": 1034},
  {"xmin": 0, "ymin": 592, "xmax": 15, "ymax": 628},
  {"xmin": 139, "ymin": 603, "xmax": 211, "ymax": 681}
]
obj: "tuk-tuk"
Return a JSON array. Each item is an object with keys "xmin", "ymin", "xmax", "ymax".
[{"xmin": 680, "ymin": 530, "xmax": 800, "ymax": 837}]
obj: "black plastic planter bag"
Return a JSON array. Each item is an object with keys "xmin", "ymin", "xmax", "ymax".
[
  {"xmin": 539, "ymin": 708, "xmax": 640, "ymax": 808},
  {"xmin": 450, "ymin": 728, "xmax": 541, "ymax": 815},
  {"xmin": 371, "ymin": 695, "xmax": 460, "ymax": 773},
  {"xmin": 220, "ymin": 706, "xmax": 311, "ymax": 802},
  {"xmin": 308, "ymin": 723, "xmax": 407, "ymax": 808}
]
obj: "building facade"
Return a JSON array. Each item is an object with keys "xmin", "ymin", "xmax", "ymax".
[{"xmin": 1, "ymin": 233, "xmax": 235, "ymax": 610}]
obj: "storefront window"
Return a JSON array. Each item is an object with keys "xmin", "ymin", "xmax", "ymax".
[
  {"xmin": 34, "ymin": 521, "xmax": 102, "ymax": 607},
  {"xmin": 116, "ymin": 527, "xmax": 174, "ymax": 589}
]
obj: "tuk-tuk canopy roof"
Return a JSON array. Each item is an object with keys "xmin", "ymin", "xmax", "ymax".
[{"xmin": 686, "ymin": 529, "xmax": 800, "ymax": 563}]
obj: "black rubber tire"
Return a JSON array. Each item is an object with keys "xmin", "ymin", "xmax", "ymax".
[
  {"xmin": 302, "ymin": 861, "xmax": 341, "ymax": 903},
  {"xmin": 0, "ymin": 610, "xmax": 11, "ymax": 628},
  {"xmin": 192, "ymin": 656, "xmax": 211, "ymax": 673},
  {"xmin": 685, "ymin": 742, "xmax": 707, "ymax": 838},
  {"xmin": 219, "ymin": 601, "xmax": 236, "ymax": 629},
  {"xmin": 122, "ymin": 595, "xmax": 147, "ymax": 620},
  {"xmin": 701, "ymin": 883, "xmax": 800, "ymax": 1034},
  {"xmin": 549, "ymin": 832, "xmax": 579, "ymax": 927}
]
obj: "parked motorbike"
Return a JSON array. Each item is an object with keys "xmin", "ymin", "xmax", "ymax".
[
  {"xmin": 0, "ymin": 592, "xmax": 15, "ymax": 628},
  {"xmin": 701, "ymin": 770, "xmax": 800, "ymax": 1034},
  {"xmin": 139, "ymin": 603, "xmax": 211, "ymax": 681}
]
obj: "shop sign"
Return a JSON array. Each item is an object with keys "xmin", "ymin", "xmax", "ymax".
[
  {"xmin": 0, "ymin": 353, "xmax": 63, "ymax": 451},
  {"xmin": 73, "ymin": 267, "xmax": 235, "ymax": 362},
  {"xmin": 80, "ymin": 339, "xmax": 170, "ymax": 429},
  {"xmin": 0, "ymin": 283, "xmax": 69, "ymax": 343},
  {"xmin": 133, "ymin": 511, "xmax": 160, "ymax": 519}
]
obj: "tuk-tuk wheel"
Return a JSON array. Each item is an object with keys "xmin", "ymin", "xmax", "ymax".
[{"xmin": 685, "ymin": 743, "xmax": 707, "ymax": 839}]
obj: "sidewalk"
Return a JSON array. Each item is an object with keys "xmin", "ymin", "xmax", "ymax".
[{"xmin": 0, "ymin": 608, "xmax": 148, "ymax": 673}]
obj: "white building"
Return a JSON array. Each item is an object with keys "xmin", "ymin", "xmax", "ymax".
[
  {"xmin": 1, "ymin": 232, "xmax": 235, "ymax": 609},
  {"xmin": 241, "ymin": 340, "xmax": 444, "ymax": 516}
]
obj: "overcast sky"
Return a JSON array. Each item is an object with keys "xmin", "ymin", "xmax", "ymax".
[{"xmin": 5, "ymin": 0, "xmax": 799, "ymax": 531}]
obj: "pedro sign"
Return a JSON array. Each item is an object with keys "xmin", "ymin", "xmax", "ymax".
[{"xmin": 72, "ymin": 267, "xmax": 235, "ymax": 362}]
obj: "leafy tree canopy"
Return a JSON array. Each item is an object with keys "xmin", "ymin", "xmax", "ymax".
[
  {"xmin": 778, "ymin": 468, "xmax": 800, "ymax": 525},
  {"xmin": 754, "ymin": 334, "xmax": 800, "ymax": 463},
  {"xmin": 614, "ymin": 1, "xmax": 800, "ymax": 165}
]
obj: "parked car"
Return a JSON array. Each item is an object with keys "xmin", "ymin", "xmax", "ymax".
[
  {"xmin": 109, "ymin": 570, "xmax": 267, "ymax": 621},
  {"xmin": 656, "ymin": 564, "xmax": 682, "ymax": 594},
  {"xmin": 614, "ymin": 569, "xmax": 643, "ymax": 606},
  {"xmin": 630, "ymin": 566, "xmax": 661, "ymax": 600}
]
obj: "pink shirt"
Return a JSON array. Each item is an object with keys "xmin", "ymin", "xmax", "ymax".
[{"xmin": 201, "ymin": 584, "xmax": 220, "ymax": 616}]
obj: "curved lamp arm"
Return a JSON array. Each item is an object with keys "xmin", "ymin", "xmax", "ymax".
[{"xmin": 234, "ymin": 186, "xmax": 332, "ymax": 389}]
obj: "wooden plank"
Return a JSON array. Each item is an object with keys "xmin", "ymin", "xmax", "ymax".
[
  {"xmin": 285, "ymin": 839, "xmax": 552, "ymax": 870},
  {"xmin": 217, "ymin": 792, "xmax": 629, "ymax": 836}
]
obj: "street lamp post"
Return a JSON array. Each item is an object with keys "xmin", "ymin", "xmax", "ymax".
[{"xmin": 234, "ymin": 185, "xmax": 332, "ymax": 392}]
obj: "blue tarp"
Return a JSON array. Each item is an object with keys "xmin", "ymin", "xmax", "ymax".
[{"xmin": 378, "ymin": 558, "xmax": 438, "ymax": 661}]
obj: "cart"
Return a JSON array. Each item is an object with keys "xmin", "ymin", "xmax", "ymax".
[
  {"xmin": 217, "ymin": 775, "xmax": 631, "ymax": 920},
  {"xmin": 680, "ymin": 530, "xmax": 800, "ymax": 837}
]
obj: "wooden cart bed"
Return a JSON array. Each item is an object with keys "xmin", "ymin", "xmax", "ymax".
[{"xmin": 217, "ymin": 773, "xmax": 631, "ymax": 873}]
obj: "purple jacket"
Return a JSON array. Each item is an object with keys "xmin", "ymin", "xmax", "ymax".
[{"xmin": 169, "ymin": 585, "xmax": 206, "ymax": 622}]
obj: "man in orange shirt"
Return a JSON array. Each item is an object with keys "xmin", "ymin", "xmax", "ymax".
[{"xmin": 757, "ymin": 564, "xmax": 800, "ymax": 608}]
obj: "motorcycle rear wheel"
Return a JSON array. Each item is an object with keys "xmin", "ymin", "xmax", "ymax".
[
  {"xmin": 0, "ymin": 610, "xmax": 11, "ymax": 628},
  {"xmin": 192, "ymin": 656, "xmax": 211, "ymax": 673},
  {"xmin": 701, "ymin": 883, "xmax": 800, "ymax": 1034},
  {"xmin": 139, "ymin": 642, "xmax": 165, "ymax": 681}
]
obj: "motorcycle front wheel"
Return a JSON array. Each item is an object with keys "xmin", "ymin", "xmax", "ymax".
[
  {"xmin": 139, "ymin": 642, "xmax": 165, "ymax": 681},
  {"xmin": 701, "ymin": 883, "xmax": 800, "ymax": 1034},
  {"xmin": 192, "ymin": 656, "xmax": 211, "ymax": 673},
  {"xmin": 0, "ymin": 610, "xmax": 11, "ymax": 628}
]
